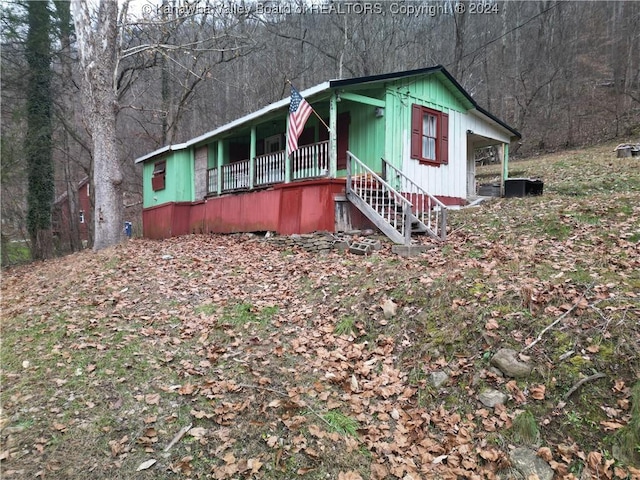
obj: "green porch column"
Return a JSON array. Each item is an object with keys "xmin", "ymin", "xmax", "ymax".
[
  {"xmin": 217, "ymin": 140, "xmax": 223, "ymax": 194},
  {"xmin": 285, "ymin": 115, "xmax": 291, "ymax": 183},
  {"xmin": 329, "ymin": 92, "xmax": 338, "ymax": 178},
  {"xmin": 249, "ymin": 126, "xmax": 256, "ymax": 189}
]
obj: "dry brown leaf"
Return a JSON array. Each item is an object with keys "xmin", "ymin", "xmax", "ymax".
[
  {"xmin": 144, "ymin": 393, "xmax": 160, "ymax": 405},
  {"xmin": 370, "ymin": 462, "xmax": 389, "ymax": 479},
  {"xmin": 485, "ymin": 319, "xmax": 500, "ymax": 330},
  {"xmin": 178, "ymin": 383, "xmax": 195, "ymax": 395},
  {"xmin": 188, "ymin": 427, "xmax": 207, "ymax": 439},
  {"xmin": 537, "ymin": 447, "xmax": 553, "ymax": 462},
  {"xmin": 297, "ymin": 467, "xmax": 316, "ymax": 475},
  {"xmin": 530, "ymin": 384, "xmax": 546, "ymax": 400},
  {"xmin": 587, "ymin": 451, "xmax": 602, "ymax": 471},
  {"xmin": 338, "ymin": 471, "xmax": 363, "ymax": 480}
]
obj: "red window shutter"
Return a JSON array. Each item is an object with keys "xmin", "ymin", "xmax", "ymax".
[
  {"xmin": 439, "ymin": 112, "xmax": 449, "ymax": 164},
  {"xmin": 411, "ymin": 104, "xmax": 422, "ymax": 160}
]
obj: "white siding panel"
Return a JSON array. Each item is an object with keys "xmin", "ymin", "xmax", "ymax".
[
  {"xmin": 400, "ymin": 109, "xmax": 511, "ymax": 200},
  {"xmin": 465, "ymin": 111, "xmax": 512, "ymax": 144},
  {"xmin": 401, "ymin": 109, "xmax": 467, "ymax": 200}
]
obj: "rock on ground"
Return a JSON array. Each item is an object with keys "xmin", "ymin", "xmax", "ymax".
[
  {"xmin": 491, "ymin": 348, "xmax": 533, "ymax": 378},
  {"xmin": 509, "ymin": 447, "xmax": 554, "ymax": 480},
  {"xmin": 478, "ymin": 389, "xmax": 508, "ymax": 407}
]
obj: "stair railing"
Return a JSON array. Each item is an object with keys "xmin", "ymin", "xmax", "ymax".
[
  {"xmin": 346, "ymin": 151, "xmax": 413, "ymax": 244},
  {"xmin": 382, "ymin": 158, "xmax": 447, "ymax": 240}
]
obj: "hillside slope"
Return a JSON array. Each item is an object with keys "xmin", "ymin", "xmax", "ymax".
[{"xmin": 1, "ymin": 143, "xmax": 639, "ymax": 479}]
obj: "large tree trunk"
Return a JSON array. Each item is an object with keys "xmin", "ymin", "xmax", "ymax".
[
  {"xmin": 25, "ymin": 0, "xmax": 54, "ymax": 260},
  {"xmin": 71, "ymin": 0, "xmax": 123, "ymax": 250}
]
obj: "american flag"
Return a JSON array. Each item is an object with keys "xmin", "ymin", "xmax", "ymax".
[{"xmin": 287, "ymin": 85, "xmax": 313, "ymax": 156}]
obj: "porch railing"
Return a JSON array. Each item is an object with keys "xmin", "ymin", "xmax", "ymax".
[
  {"xmin": 255, "ymin": 151, "xmax": 286, "ymax": 186},
  {"xmin": 346, "ymin": 151, "xmax": 415, "ymax": 245},
  {"xmin": 292, "ymin": 141, "xmax": 329, "ymax": 180},
  {"xmin": 222, "ymin": 160, "xmax": 250, "ymax": 191},
  {"xmin": 382, "ymin": 159, "xmax": 447, "ymax": 241},
  {"xmin": 207, "ymin": 141, "xmax": 330, "ymax": 195},
  {"xmin": 207, "ymin": 167, "xmax": 218, "ymax": 194}
]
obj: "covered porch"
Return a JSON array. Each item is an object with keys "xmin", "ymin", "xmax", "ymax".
[{"xmin": 206, "ymin": 139, "xmax": 330, "ymax": 195}]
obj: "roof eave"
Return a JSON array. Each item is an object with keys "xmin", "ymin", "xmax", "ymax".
[{"xmin": 134, "ymin": 82, "xmax": 331, "ymax": 164}]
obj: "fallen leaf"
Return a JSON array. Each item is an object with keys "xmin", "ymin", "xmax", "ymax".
[
  {"xmin": 178, "ymin": 383, "xmax": 195, "ymax": 395},
  {"xmin": 338, "ymin": 471, "xmax": 363, "ymax": 480},
  {"xmin": 537, "ymin": 447, "xmax": 553, "ymax": 462},
  {"xmin": 381, "ymin": 299, "xmax": 397, "ymax": 318},
  {"xmin": 587, "ymin": 451, "xmax": 602, "ymax": 471},
  {"xmin": 485, "ymin": 319, "xmax": 500, "ymax": 330},
  {"xmin": 350, "ymin": 374, "xmax": 359, "ymax": 393},
  {"xmin": 600, "ymin": 420, "xmax": 625, "ymax": 431},
  {"xmin": 144, "ymin": 393, "xmax": 160, "ymax": 405},
  {"xmin": 188, "ymin": 427, "xmax": 207, "ymax": 439},
  {"xmin": 136, "ymin": 459, "xmax": 156, "ymax": 471},
  {"xmin": 530, "ymin": 384, "xmax": 546, "ymax": 400}
]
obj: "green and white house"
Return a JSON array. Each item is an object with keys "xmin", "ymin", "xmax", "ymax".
[{"xmin": 135, "ymin": 66, "xmax": 521, "ymax": 244}]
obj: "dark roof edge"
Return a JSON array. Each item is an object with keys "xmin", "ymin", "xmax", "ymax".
[
  {"xmin": 330, "ymin": 65, "xmax": 521, "ymax": 139},
  {"xmin": 329, "ymin": 65, "xmax": 444, "ymax": 89}
]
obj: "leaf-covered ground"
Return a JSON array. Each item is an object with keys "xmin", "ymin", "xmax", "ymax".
[{"xmin": 2, "ymin": 143, "xmax": 639, "ymax": 479}]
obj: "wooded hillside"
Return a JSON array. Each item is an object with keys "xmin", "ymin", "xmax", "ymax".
[{"xmin": 1, "ymin": 1, "xmax": 639, "ymax": 256}]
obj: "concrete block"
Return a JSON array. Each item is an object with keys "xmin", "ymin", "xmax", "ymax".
[{"xmin": 349, "ymin": 242, "xmax": 372, "ymax": 255}]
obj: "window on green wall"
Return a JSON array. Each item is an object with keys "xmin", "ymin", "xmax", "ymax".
[
  {"xmin": 152, "ymin": 160, "xmax": 166, "ymax": 191},
  {"xmin": 411, "ymin": 104, "xmax": 448, "ymax": 166}
]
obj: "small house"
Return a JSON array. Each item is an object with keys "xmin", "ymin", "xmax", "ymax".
[
  {"xmin": 135, "ymin": 66, "xmax": 520, "ymax": 244},
  {"xmin": 52, "ymin": 177, "xmax": 91, "ymax": 248}
]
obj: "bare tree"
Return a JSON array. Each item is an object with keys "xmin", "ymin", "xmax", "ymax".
[{"xmin": 71, "ymin": 0, "xmax": 123, "ymax": 250}]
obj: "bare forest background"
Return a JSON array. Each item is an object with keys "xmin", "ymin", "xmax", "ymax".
[{"xmin": 1, "ymin": 0, "xmax": 639, "ymax": 262}]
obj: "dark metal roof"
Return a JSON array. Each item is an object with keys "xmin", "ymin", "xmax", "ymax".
[{"xmin": 330, "ymin": 65, "xmax": 521, "ymax": 139}]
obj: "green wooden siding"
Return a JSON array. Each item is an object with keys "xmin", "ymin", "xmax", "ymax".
[
  {"xmin": 341, "ymin": 100, "xmax": 385, "ymax": 174},
  {"xmin": 143, "ymin": 149, "xmax": 194, "ymax": 208},
  {"xmin": 141, "ymin": 71, "xmax": 477, "ymax": 204},
  {"xmin": 383, "ymin": 74, "xmax": 469, "ymax": 170}
]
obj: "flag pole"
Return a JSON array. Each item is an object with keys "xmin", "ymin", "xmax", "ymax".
[{"xmin": 286, "ymin": 79, "xmax": 331, "ymax": 133}]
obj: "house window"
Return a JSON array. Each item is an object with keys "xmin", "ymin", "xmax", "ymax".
[
  {"xmin": 152, "ymin": 160, "xmax": 166, "ymax": 191},
  {"xmin": 79, "ymin": 211, "xmax": 85, "ymax": 224},
  {"xmin": 411, "ymin": 104, "xmax": 448, "ymax": 166}
]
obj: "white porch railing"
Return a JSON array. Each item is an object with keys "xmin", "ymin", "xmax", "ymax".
[
  {"xmin": 222, "ymin": 160, "xmax": 250, "ymax": 191},
  {"xmin": 207, "ymin": 141, "xmax": 331, "ymax": 195},
  {"xmin": 207, "ymin": 167, "xmax": 218, "ymax": 194},
  {"xmin": 292, "ymin": 141, "xmax": 329, "ymax": 180},
  {"xmin": 255, "ymin": 151, "xmax": 286, "ymax": 186},
  {"xmin": 382, "ymin": 159, "xmax": 447, "ymax": 240}
]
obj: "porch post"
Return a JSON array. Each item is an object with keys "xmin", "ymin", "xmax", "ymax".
[
  {"xmin": 499, "ymin": 143, "xmax": 509, "ymax": 197},
  {"xmin": 329, "ymin": 92, "xmax": 338, "ymax": 178},
  {"xmin": 217, "ymin": 140, "xmax": 223, "ymax": 194},
  {"xmin": 285, "ymin": 115, "xmax": 291, "ymax": 183},
  {"xmin": 249, "ymin": 126, "xmax": 256, "ymax": 189}
]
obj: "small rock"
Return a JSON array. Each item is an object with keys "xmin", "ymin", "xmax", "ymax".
[
  {"xmin": 334, "ymin": 240, "xmax": 350, "ymax": 252},
  {"xmin": 509, "ymin": 447, "xmax": 554, "ymax": 480},
  {"xmin": 491, "ymin": 348, "xmax": 533, "ymax": 378},
  {"xmin": 478, "ymin": 389, "xmax": 508, "ymax": 407},
  {"xmin": 161, "ymin": 254, "xmax": 173, "ymax": 260},
  {"xmin": 430, "ymin": 371, "xmax": 449, "ymax": 388}
]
